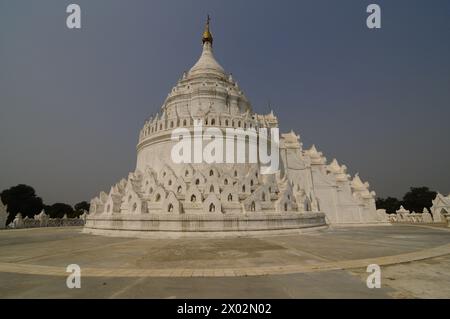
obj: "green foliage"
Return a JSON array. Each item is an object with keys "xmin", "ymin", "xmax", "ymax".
[
  {"xmin": 375, "ymin": 197, "xmax": 401, "ymax": 214},
  {"xmin": 74, "ymin": 201, "xmax": 90, "ymax": 213},
  {"xmin": 0, "ymin": 184, "xmax": 44, "ymax": 225},
  {"xmin": 377, "ymin": 186, "xmax": 437, "ymax": 214},
  {"xmin": 0, "ymin": 184, "xmax": 93, "ymax": 223},
  {"xmin": 44, "ymin": 203, "xmax": 75, "ymax": 219},
  {"xmin": 402, "ymin": 187, "xmax": 437, "ymax": 213}
]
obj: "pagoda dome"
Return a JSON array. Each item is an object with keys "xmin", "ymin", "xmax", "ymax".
[
  {"xmin": 161, "ymin": 17, "xmax": 252, "ymax": 118},
  {"xmin": 188, "ymin": 41, "xmax": 226, "ymax": 78}
]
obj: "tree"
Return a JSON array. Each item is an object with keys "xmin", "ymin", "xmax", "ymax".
[
  {"xmin": 376, "ymin": 197, "xmax": 402, "ymax": 214},
  {"xmin": 402, "ymin": 187, "xmax": 437, "ymax": 213},
  {"xmin": 45, "ymin": 203, "xmax": 75, "ymax": 219},
  {"xmin": 0, "ymin": 184, "xmax": 44, "ymax": 225},
  {"xmin": 74, "ymin": 201, "xmax": 90, "ymax": 213}
]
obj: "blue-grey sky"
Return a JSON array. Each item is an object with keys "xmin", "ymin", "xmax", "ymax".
[{"xmin": 0, "ymin": 0, "xmax": 449, "ymax": 205}]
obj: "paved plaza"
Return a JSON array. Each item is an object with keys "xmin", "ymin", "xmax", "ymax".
[{"xmin": 0, "ymin": 225, "xmax": 449, "ymax": 298}]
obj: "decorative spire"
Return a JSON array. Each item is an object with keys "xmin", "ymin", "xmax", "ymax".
[{"xmin": 202, "ymin": 15, "xmax": 213, "ymax": 45}]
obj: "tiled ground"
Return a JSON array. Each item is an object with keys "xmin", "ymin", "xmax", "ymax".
[{"xmin": 0, "ymin": 225, "xmax": 449, "ymax": 298}]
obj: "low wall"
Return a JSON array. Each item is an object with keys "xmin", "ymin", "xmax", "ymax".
[
  {"xmin": 17, "ymin": 218, "xmax": 85, "ymax": 228},
  {"xmin": 7, "ymin": 212, "xmax": 87, "ymax": 229},
  {"xmin": 84, "ymin": 212, "xmax": 327, "ymax": 238}
]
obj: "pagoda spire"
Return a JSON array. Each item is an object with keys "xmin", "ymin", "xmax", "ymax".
[{"xmin": 202, "ymin": 15, "xmax": 213, "ymax": 45}]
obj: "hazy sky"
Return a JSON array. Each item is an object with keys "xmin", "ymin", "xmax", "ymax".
[{"xmin": 0, "ymin": 0, "xmax": 449, "ymax": 205}]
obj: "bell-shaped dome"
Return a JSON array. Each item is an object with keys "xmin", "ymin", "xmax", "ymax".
[
  {"xmin": 157, "ymin": 16, "xmax": 252, "ymax": 118},
  {"xmin": 188, "ymin": 42, "xmax": 225, "ymax": 78}
]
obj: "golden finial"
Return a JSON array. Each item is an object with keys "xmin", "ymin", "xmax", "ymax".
[{"xmin": 202, "ymin": 14, "xmax": 213, "ymax": 45}]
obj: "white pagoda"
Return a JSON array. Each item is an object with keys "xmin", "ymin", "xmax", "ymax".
[{"xmin": 85, "ymin": 18, "xmax": 382, "ymax": 237}]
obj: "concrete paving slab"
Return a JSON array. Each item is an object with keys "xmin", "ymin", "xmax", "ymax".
[{"xmin": 0, "ymin": 225, "xmax": 449, "ymax": 298}]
